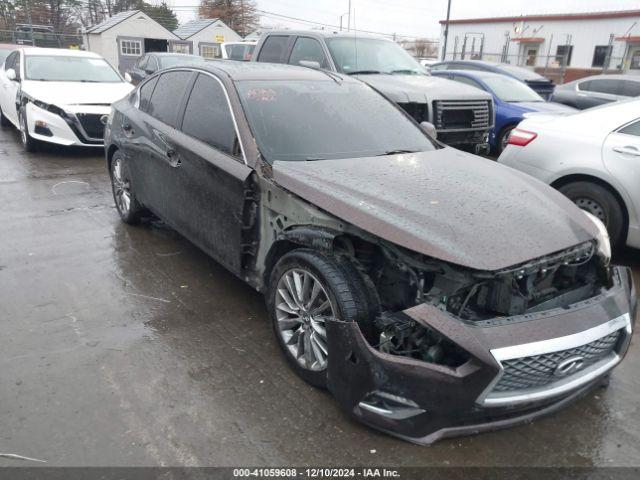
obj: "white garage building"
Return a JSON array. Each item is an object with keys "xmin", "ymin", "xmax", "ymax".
[
  {"xmin": 83, "ymin": 10, "xmax": 184, "ymax": 74},
  {"xmin": 172, "ymin": 19, "xmax": 241, "ymax": 59},
  {"xmin": 440, "ymin": 9, "xmax": 640, "ymax": 82}
]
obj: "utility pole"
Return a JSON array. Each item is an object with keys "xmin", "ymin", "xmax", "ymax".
[
  {"xmin": 441, "ymin": 0, "xmax": 452, "ymax": 61},
  {"xmin": 347, "ymin": 0, "xmax": 351, "ymax": 31},
  {"xmin": 26, "ymin": 0, "xmax": 34, "ymax": 46}
]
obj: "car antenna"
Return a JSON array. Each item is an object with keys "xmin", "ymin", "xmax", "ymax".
[{"xmin": 353, "ymin": 9, "xmax": 358, "ymax": 72}]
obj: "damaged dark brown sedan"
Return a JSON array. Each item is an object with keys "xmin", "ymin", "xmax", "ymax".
[{"xmin": 104, "ymin": 62, "xmax": 637, "ymax": 444}]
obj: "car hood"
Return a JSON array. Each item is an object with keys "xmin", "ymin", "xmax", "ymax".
[
  {"xmin": 22, "ymin": 80, "xmax": 134, "ymax": 107},
  {"xmin": 355, "ymin": 74, "xmax": 492, "ymax": 103},
  {"xmin": 512, "ymin": 101, "xmax": 577, "ymax": 114},
  {"xmin": 272, "ymin": 149, "xmax": 597, "ymax": 271}
]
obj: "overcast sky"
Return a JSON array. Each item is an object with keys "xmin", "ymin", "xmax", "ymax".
[{"xmin": 169, "ymin": 0, "xmax": 640, "ymax": 39}]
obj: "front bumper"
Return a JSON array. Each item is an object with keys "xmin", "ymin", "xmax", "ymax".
[
  {"xmin": 25, "ymin": 102, "xmax": 108, "ymax": 147},
  {"xmin": 326, "ymin": 265, "xmax": 636, "ymax": 444}
]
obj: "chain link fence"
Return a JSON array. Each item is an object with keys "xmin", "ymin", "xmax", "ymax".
[{"xmin": 0, "ymin": 29, "xmax": 83, "ymax": 49}]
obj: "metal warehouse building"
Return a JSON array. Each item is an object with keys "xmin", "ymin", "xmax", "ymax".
[{"xmin": 440, "ymin": 9, "xmax": 640, "ymax": 82}]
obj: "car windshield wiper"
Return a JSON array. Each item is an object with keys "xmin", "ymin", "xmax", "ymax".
[
  {"xmin": 376, "ymin": 149, "xmax": 419, "ymax": 156},
  {"xmin": 347, "ymin": 70, "xmax": 389, "ymax": 75},
  {"xmin": 79, "ymin": 80, "xmax": 101, "ymax": 83},
  {"xmin": 390, "ymin": 69, "xmax": 422, "ymax": 75}
]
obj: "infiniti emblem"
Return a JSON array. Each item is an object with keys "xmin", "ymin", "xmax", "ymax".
[{"xmin": 554, "ymin": 356, "xmax": 585, "ymax": 377}]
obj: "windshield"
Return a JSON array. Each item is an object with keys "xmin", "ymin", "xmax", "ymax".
[
  {"xmin": 483, "ymin": 75, "xmax": 543, "ymax": 102},
  {"xmin": 158, "ymin": 55, "xmax": 206, "ymax": 68},
  {"xmin": 25, "ymin": 55, "xmax": 122, "ymax": 82},
  {"xmin": 326, "ymin": 37, "xmax": 426, "ymax": 75},
  {"xmin": 237, "ymin": 80, "xmax": 436, "ymax": 162}
]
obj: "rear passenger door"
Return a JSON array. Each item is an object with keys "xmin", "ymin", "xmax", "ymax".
[
  {"xmin": 170, "ymin": 72, "xmax": 252, "ymax": 274},
  {"xmin": 255, "ymin": 35, "xmax": 294, "ymax": 64}
]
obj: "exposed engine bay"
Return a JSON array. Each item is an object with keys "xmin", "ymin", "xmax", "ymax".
[{"xmin": 333, "ymin": 235, "xmax": 611, "ymax": 367}]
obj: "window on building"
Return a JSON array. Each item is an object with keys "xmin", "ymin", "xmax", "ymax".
[
  {"xmin": 121, "ymin": 40, "xmax": 142, "ymax": 56},
  {"xmin": 173, "ymin": 43, "xmax": 190, "ymax": 54},
  {"xmin": 200, "ymin": 44, "xmax": 220, "ymax": 59},
  {"xmin": 288, "ymin": 37, "xmax": 328, "ymax": 68},
  {"xmin": 555, "ymin": 45, "xmax": 573, "ymax": 66},
  {"xmin": 181, "ymin": 74, "xmax": 239, "ymax": 157},
  {"xmin": 147, "ymin": 71, "xmax": 193, "ymax": 126},
  {"xmin": 592, "ymin": 45, "xmax": 612, "ymax": 68},
  {"xmin": 257, "ymin": 35, "xmax": 290, "ymax": 63},
  {"xmin": 619, "ymin": 120, "xmax": 640, "ymax": 137}
]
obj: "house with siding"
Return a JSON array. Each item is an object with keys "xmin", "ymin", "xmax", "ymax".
[{"xmin": 172, "ymin": 19, "xmax": 241, "ymax": 59}]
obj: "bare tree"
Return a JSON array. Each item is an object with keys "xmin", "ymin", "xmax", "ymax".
[{"xmin": 199, "ymin": 0, "xmax": 258, "ymax": 37}]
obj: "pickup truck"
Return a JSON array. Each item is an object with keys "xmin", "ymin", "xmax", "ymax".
[{"xmin": 252, "ymin": 31, "xmax": 494, "ymax": 153}]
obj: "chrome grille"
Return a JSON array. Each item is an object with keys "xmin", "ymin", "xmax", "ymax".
[
  {"xmin": 433, "ymin": 100, "xmax": 491, "ymax": 131},
  {"xmin": 494, "ymin": 331, "xmax": 621, "ymax": 392}
]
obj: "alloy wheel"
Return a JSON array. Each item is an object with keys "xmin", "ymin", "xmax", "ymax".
[
  {"xmin": 111, "ymin": 156, "xmax": 132, "ymax": 216},
  {"xmin": 274, "ymin": 268, "xmax": 336, "ymax": 371}
]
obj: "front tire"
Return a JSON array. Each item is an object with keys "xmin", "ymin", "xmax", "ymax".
[
  {"xmin": 266, "ymin": 249, "xmax": 370, "ymax": 388},
  {"xmin": 19, "ymin": 108, "xmax": 38, "ymax": 152},
  {"xmin": 558, "ymin": 181, "xmax": 625, "ymax": 247},
  {"xmin": 109, "ymin": 150, "xmax": 145, "ymax": 224}
]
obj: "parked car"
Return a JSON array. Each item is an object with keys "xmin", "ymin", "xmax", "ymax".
[
  {"xmin": 0, "ymin": 48, "xmax": 133, "ymax": 151},
  {"xmin": 432, "ymin": 69, "xmax": 576, "ymax": 153},
  {"xmin": 431, "ymin": 60, "xmax": 556, "ymax": 100},
  {"xmin": 551, "ymin": 74, "xmax": 640, "ymax": 110},
  {"xmin": 124, "ymin": 52, "xmax": 207, "ymax": 85},
  {"xmin": 106, "ymin": 62, "xmax": 635, "ymax": 444},
  {"xmin": 0, "ymin": 43, "xmax": 18, "ymax": 66},
  {"xmin": 499, "ymin": 98, "xmax": 640, "ymax": 249},
  {"xmin": 252, "ymin": 31, "xmax": 494, "ymax": 153},
  {"xmin": 221, "ymin": 41, "xmax": 257, "ymax": 61}
]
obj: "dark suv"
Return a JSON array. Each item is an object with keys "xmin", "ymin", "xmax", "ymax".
[{"xmin": 105, "ymin": 62, "xmax": 636, "ymax": 444}]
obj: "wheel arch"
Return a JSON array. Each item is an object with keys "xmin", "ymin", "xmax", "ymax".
[
  {"xmin": 106, "ymin": 144, "xmax": 119, "ymax": 170},
  {"xmin": 551, "ymin": 173, "xmax": 629, "ymax": 239}
]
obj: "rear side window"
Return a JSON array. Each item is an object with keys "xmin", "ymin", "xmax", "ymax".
[
  {"xmin": 620, "ymin": 80, "xmax": 640, "ymax": 97},
  {"xmin": 147, "ymin": 71, "xmax": 192, "ymax": 126},
  {"xmin": 289, "ymin": 37, "xmax": 327, "ymax": 68},
  {"xmin": 581, "ymin": 79, "xmax": 621, "ymax": 95},
  {"xmin": 139, "ymin": 76, "xmax": 158, "ymax": 112},
  {"xmin": 181, "ymin": 74, "xmax": 238, "ymax": 157},
  {"xmin": 619, "ymin": 120, "xmax": 640, "ymax": 137},
  {"xmin": 257, "ymin": 35, "xmax": 290, "ymax": 63}
]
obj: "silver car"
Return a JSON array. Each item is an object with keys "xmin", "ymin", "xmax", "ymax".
[
  {"xmin": 498, "ymin": 98, "xmax": 640, "ymax": 249},
  {"xmin": 551, "ymin": 74, "xmax": 640, "ymax": 110}
]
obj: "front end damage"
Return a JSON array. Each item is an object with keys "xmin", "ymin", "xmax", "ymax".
[{"xmin": 321, "ymin": 238, "xmax": 636, "ymax": 444}]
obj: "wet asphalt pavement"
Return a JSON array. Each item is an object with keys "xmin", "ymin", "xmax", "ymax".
[{"xmin": 1, "ymin": 125, "xmax": 639, "ymax": 467}]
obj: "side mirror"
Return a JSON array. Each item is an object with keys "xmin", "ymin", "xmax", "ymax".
[
  {"xmin": 299, "ymin": 60, "xmax": 321, "ymax": 69},
  {"xmin": 6, "ymin": 68, "xmax": 17, "ymax": 81},
  {"xmin": 124, "ymin": 72, "xmax": 132, "ymax": 82},
  {"xmin": 420, "ymin": 121, "xmax": 437, "ymax": 139}
]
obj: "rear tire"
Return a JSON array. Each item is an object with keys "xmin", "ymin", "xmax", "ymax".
[
  {"xmin": 558, "ymin": 181, "xmax": 625, "ymax": 247},
  {"xmin": 266, "ymin": 249, "xmax": 371, "ymax": 388},
  {"xmin": 497, "ymin": 125, "xmax": 516, "ymax": 155},
  {"xmin": 109, "ymin": 150, "xmax": 145, "ymax": 224}
]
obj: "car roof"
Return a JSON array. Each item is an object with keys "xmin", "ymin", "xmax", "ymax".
[
  {"xmin": 262, "ymin": 30, "xmax": 387, "ymax": 41},
  {"xmin": 178, "ymin": 60, "xmax": 359, "ymax": 82},
  {"xmin": 573, "ymin": 74, "xmax": 640, "ymax": 82},
  {"xmin": 21, "ymin": 47, "xmax": 104, "ymax": 58}
]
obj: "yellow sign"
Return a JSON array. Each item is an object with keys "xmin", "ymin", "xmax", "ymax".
[{"xmin": 215, "ymin": 35, "xmax": 225, "ymax": 43}]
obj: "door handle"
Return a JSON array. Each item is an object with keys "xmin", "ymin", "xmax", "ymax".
[
  {"xmin": 166, "ymin": 148, "xmax": 181, "ymax": 167},
  {"xmin": 613, "ymin": 146, "xmax": 640, "ymax": 157}
]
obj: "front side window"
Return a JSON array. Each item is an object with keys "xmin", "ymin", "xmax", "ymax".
[
  {"xmin": 173, "ymin": 44, "xmax": 190, "ymax": 54},
  {"xmin": 181, "ymin": 74, "xmax": 238, "ymax": 157},
  {"xmin": 326, "ymin": 37, "xmax": 426, "ymax": 75},
  {"xmin": 257, "ymin": 35, "xmax": 290, "ymax": 63},
  {"xmin": 237, "ymin": 79, "xmax": 436, "ymax": 162},
  {"xmin": 25, "ymin": 55, "xmax": 121, "ymax": 82},
  {"xmin": 619, "ymin": 120, "xmax": 640, "ymax": 137},
  {"xmin": 289, "ymin": 37, "xmax": 328, "ymax": 68},
  {"xmin": 556, "ymin": 45, "xmax": 573, "ymax": 66},
  {"xmin": 581, "ymin": 79, "xmax": 621, "ymax": 95},
  {"xmin": 139, "ymin": 76, "xmax": 159, "ymax": 112},
  {"xmin": 158, "ymin": 54, "xmax": 205, "ymax": 69},
  {"xmin": 147, "ymin": 71, "xmax": 192, "ymax": 126},
  {"xmin": 4, "ymin": 51, "xmax": 17, "ymax": 71},
  {"xmin": 121, "ymin": 40, "xmax": 142, "ymax": 56}
]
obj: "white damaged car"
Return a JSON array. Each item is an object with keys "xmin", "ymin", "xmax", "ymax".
[{"xmin": 0, "ymin": 48, "xmax": 133, "ymax": 151}]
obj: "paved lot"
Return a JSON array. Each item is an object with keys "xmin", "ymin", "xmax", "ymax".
[{"xmin": 0, "ymin": 125, "xmax": 639, "ymax": 467}]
